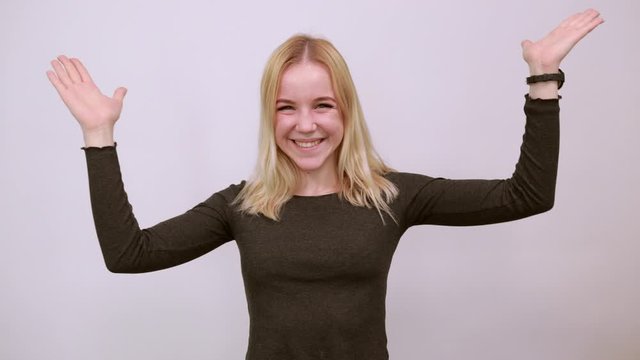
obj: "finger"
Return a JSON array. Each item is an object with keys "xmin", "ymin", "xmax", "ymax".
[
  {"xmin": 520, "ymin": 39, "xmax": 533, "ymax": 50},
  {"xmin": 587, "ymin": 16, "xmax": 605, "ymax": 30},
  {"xmin": 573, "ymin": 9, "xmax": 601, "ymax": 28},
  {"xmin": 46, "ymin": 70, "xmax": 67, "ymax": 94},
  {"xmin": 559, "ymin": 12, "xmax": 582, "ymax": 28},
  {"xmin": 581, "ymin": 16, "xmax": 605, "ymax": 36},
  {"xmin": 571, "ymin": 12, "xmax": 604, "ymax": 40},
  {"xmin": 112, "ymin": 87, "xmax": 128, "ymax": 102},
  {"xmin": 564, "ymin": 17, "xmax": 603, "ymax": 52},
  {"xmin": 70, "ymin": 58, "xmax": 94, "ymax": 83},
  {"xmin": 57, "ymin": 55, "xmax": 82, "ymax": 84},
  {"xmin": 50, "ymin": 59, "xmax": 72, "ymax": 86}
]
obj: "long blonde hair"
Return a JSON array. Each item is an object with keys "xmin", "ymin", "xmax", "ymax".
[{"xmin": 234, "ymin": 34, "xmax": 398, "ymax": 221}]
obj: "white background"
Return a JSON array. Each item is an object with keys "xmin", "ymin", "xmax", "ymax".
[{"xmin": 1, "ymin": 0, "xmax": 638, "ymax": 359}]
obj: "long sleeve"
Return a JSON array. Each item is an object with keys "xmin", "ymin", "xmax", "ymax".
[
  {"xmin": 83, "ymin": 145, "xmax": 237, "ymax": 273},
  {"xmin": 391, "ymin": 95, "xmax": 560, "ymax": 229}
]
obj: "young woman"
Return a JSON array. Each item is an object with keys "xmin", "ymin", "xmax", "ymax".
[{"xmin": 47, "ymin": 9, "xmax": 603, "ymax": 360}]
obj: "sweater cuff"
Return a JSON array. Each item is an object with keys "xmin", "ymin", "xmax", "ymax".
[
  {"xmin": 525, "ymin": 93, "xmax": 562, "ymax": 101},
  {"xmin": 524, "ymin": 94, "xmax": 560, "ymax": 118},
  {"xmin": 81, "ymin": 142, "xmax": 118, "ymax": 151}
]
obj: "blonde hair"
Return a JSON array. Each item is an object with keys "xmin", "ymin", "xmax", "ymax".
[{"xmin": 234, "ymin": 34, "xmax": 398, "ymax": 222}]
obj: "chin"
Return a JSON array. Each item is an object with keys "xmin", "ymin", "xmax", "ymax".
[
  {"xmin": 287, "ymin": 152, "xmax": 338, "ymax": 173},
  {"xmin": 291, "ymin": 159, "xmax": 328, "ymax": 173}
]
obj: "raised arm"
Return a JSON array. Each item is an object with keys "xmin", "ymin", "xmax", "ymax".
[
  {"xmin": 394, "ymin": 95, "xmax": 560, "ymax": 228},
  {"xmin": 47, "ymin": 57, "xmax": 236, "ymax": 273},
  {"xmin": 394, "ymin": 9, "xmax": 604, "ymax": 228}
]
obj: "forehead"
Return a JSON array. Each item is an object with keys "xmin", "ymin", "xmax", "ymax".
[{"xmin": 278, "ymin": 61, "xmax": 334, "ymax": 98}]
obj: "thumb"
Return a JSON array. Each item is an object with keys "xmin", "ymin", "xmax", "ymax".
[
  {"xmin": 521, "ymin": 39, "xmax": 533, "ymax": 50},
  {"xmin": 113, "ymin": 87, "xmax": 128, "ymax": 102}
]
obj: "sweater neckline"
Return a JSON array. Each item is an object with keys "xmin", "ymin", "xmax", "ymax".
[{"xmin": 291, "ymin": 192, "xmax": 339, "ymax": 199}]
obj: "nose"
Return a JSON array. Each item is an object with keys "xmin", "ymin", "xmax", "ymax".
[{"xmin": 295, "ymin": 109, "xmax": 317, "ymax": 133}]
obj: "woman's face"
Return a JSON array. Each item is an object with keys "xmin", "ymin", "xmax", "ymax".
[{"xmin": 275, "ymin": 61, "xmax": 344, "ymax": 177}]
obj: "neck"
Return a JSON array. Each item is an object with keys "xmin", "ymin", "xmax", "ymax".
[{"xmin": 294, "ymin": 166, "xmax": 340, "ymax": 196}]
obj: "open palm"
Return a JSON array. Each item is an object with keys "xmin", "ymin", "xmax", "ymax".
[
  {"xmin": 521, "ymin": 9, "xmax": 604, "ymax": 72},
  {"xmin": 47, "ymin": 55, "xmax": 127, "ymax": 133}
]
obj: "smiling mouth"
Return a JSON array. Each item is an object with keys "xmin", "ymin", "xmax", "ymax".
[{"xmin": 293, "ymin": 139, "xmax": 323, "ymax": 148}]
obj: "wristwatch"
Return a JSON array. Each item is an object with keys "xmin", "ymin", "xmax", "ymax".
[{"xmin": 526, "ymin": 69, "xmax": 565, "ymax": 89}]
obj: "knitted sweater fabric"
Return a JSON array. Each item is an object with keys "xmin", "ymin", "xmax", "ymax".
[{"xmin": 83, "ymin": 96, "xmax": 559, "ymax": 359}]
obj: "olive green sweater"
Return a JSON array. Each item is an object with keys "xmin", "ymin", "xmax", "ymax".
[{"xmin": 83, "ymin": 96, "xmax": 559, "ymax": 359}]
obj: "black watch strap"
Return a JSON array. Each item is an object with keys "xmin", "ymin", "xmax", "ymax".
[{"xmin": 526, "ymin": 69, "xmax": 565, "ymax": 89}]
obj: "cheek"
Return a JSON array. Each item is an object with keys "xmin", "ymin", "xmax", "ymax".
[
  {"xmin": 274, "ymin": 116, "xmax": 290, "ymax": 139},
  {"xmin": 274, "ymin": 116, "xmax": 295, "ymax": 152},
  {"xmin": 328, "ymin": 114, "xmax": 344, "ymax": 141}
]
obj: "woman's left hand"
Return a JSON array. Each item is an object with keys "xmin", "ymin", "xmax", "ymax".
[{"xmin": 521, "ymin": 8, "xmax": 604, "ymax": 74}]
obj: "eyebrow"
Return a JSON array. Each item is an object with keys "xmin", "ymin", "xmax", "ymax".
[{"xmin": 276, "ymin": 96, "xmax": 337, "ymax": 104}]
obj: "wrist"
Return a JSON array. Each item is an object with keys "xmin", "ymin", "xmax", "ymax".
[
  {"xmin": 528, "ymin": 82, "xmax": 559, "ymax": 100},
  {"xmin": 528, "ymin": 63, "xmax": 560, "ymax": 76},
  {"xmin": 82, "ymin": 127, "xmax": 115, "ymax": 147}
]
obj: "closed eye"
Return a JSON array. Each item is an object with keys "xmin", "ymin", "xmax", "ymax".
[
  {"xmin": 316, "ymin": 103, "xmax": 335, "ymax": 109},
  {"xmin": 277, "ymin": 105, "xmax": 294, "ymax": 111}
]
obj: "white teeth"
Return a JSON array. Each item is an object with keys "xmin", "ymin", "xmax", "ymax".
[{"xmin": 294, "ymin": 140, "xmax": 321, "ymax": 148}]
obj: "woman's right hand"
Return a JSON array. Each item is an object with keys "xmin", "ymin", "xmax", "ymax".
[{"xmin": 47, "ymin": 55, "xmax": 127, "ymax": 146}]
